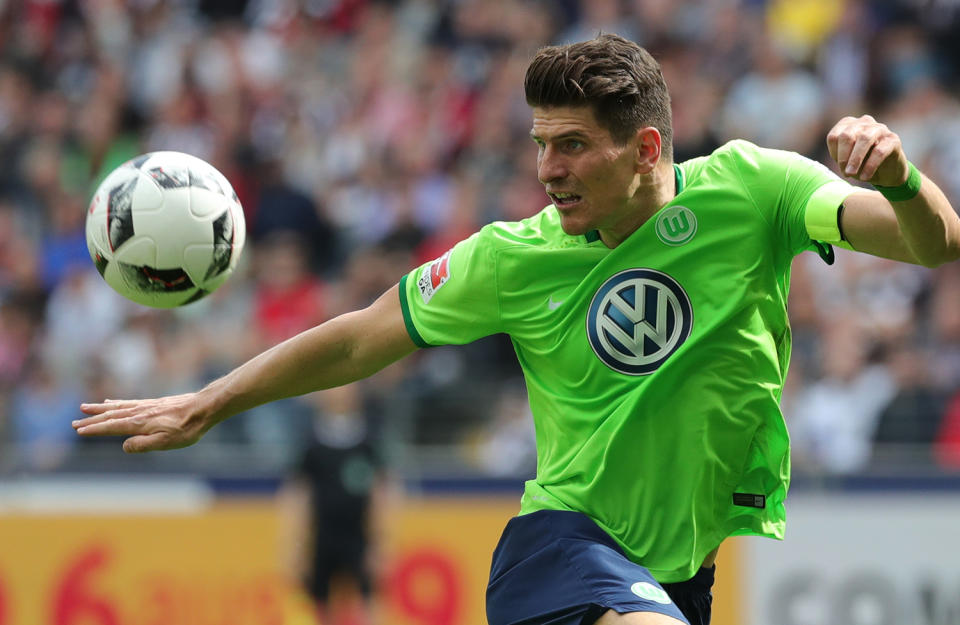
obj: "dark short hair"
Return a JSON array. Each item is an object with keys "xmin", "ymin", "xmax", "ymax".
[{"xmin": 524, "ymin": 34, "xmax": 673, "ymax": 159}]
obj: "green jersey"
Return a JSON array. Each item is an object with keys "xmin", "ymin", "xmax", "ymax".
[{"xmin": 398, "ymin": 140, "xmax": 856, "ymax": 582}]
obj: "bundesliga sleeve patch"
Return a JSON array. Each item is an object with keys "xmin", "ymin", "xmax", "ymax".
[{"xmin": 417, "ymin": 250, "xmax": 452, "ymax": 304}]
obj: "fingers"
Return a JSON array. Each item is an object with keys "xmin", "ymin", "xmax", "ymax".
[
  {"xmin": 76, "ymin": 411, "xmax": 181, "ymax": 453},
  {"xmin": 77, "ymin": 397, "xmax": 161, "ymax": 427},
  {"xmin": 80, "ymin": 400, "xmax": 140, "ymax": 415},
  {"xmin": 827, "ymin": 116, "xmax": 876, "ymax": 176},
  {"xmin": 75, "ymin": 401, "xmax": 155, "ymax": 435},
  {"xmin": 826, "ymin": 119, "xmax": 852, "ymax": 171},
  {"xmin": 74, "ymin": 416, "xmax": 142, "ymax": 437},
  {"xmin": 826, "ymin": 115, "xmax": 861, "ymax": 171},
  {"xmin": 858, "ymin": 135, "xmax": 898, "ymax": 181},
  {"xmin": 826, "ymin": 115, "xmax": 903, "ymax": 183},
  {"xmin": 79, "ymin": 402, "xmax": 112, "ymax": 415},
  {"xmin": 843, "ymin": 128, "xmax": 882, "ymax": 179},
  {"xmin": 826, "ymin": 126, "xmax": 840, "ymax": 165},
  {"xmin": 74, "ymin": 405, "xmax": 141, "ymax": 429}
]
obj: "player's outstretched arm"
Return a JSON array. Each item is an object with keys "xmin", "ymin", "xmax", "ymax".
[
  {"xmin": 73, "ymin": 284, "xmax": 418, "ymax": 453},
  {"xmin": 826, "ymin": 114, "xmax": 960, "ymax": 267}
]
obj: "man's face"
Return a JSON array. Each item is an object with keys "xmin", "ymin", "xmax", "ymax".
[{"xmin": 530, "ymin": 105, "xmax": 642, "ymax": 240}]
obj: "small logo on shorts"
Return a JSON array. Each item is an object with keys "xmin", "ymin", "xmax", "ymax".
[{"xmin": 630, "ymin": 582, "xmax": 673, "ymax": 604}]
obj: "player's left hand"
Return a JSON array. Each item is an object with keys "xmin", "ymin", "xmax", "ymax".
[{"xmin": 826, "ymin": 115, "xmax": 910, "ymax": 187}]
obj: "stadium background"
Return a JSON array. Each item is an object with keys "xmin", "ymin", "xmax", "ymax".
[{"xmin": 1, "ymin": 0, "xmax": 959, "ymax": 624}]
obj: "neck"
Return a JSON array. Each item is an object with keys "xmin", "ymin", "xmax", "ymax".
[{"xmin": 598, "ymin": 161, "xmax": 676, "ymax": 248}]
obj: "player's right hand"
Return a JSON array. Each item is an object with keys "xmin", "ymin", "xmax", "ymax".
[{"xmin": 73, "ymin": 393, "xmax": 215, "ymax": 453}]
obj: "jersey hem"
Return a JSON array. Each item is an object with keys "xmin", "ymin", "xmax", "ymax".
[
  {"xmin": 520, "ymin": 481, "xmax": 785, "ymax": 583},
  {"xmin": 398, "ymin": 274, "xmax": 430, "ymax": 348}
]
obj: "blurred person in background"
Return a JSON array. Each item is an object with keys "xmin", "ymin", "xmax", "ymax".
[
  {"xmin": 936, "ymin": 389, "xmax": 960, "ymax": 470},
  {"xmin": 0, "ymin": 63, "xmax": 37, "ymax": 196},
  {"xmin": 74, "ymin": 32, "xmax": 960, "ymax": 625},
  {"xmin": 0, "ymin": 200, "xmax": 42, "ymax": 295},
  {"xmin": 693, "ymin": 2, "xmax": 758, "ymax": 91},
  {"xmin": 466, "ymin": 380, "xmax": 537, "ymax": 478},
  {"xmin": 40, "ymin": 266, "xmax": 125, "ymax": 385},
  {"xmin": 10, "ymin": 358, "xmax": 82, "ymax": 472},
  {"xmin": 66, "ymin": 65, "xmax": 140, "ymax": 186},
  {"xmin": 39, "ymin": 192, "xmax": 89, "ymax": 292},
  {"xmin": 930, "ymin": 264, "xmax": 960, "ymax": 469},
  {"xmin": 557, "ymin": 0, "xmax": 638, "ymax": 45},
  {"xmin": 815, "ymin": 0, "xmax": 872, "ymax": 120},
  {"xmin": 279, "ymin": 383, "xmax": 388, "ymax": 625},
  {"xmin": 413, "ymin": 169, "xmax": 483, "ymax": 265},
  {"xmin": 239, "ymin": 231, "xmax": 328, "ymax": 462},
  {"xmin": 929, "ymin": 264, "xmax": 960, "ymax": 391},
  {"xmin": 718, "ymin": 32, "xmax": 826, "ymax": 155},
  {"xmin": 253, "ymin": 231, "xmax": 328, "ymax": 350},
  {"xmin": 788, "ymin": 321, "xmax": 896, "ymax": 475},
  {"xmin": 656, "ymin": 45, "xmax": 722, "ymax": 163},
  {"xmin": 870, "ymin": 340, "xmax": 948, "ymax": 470},
  {"xmin": 0, "ymin": 292, "xmax": 44, "ymax": 461},
  {"xmin": 249, "ymin": 155, "xmax": 338, "ymax": 275}
]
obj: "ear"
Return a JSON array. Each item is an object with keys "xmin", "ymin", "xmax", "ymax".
[{"xmin": 634, "ymin": 126, "xmax": 663, "ymax": 174}]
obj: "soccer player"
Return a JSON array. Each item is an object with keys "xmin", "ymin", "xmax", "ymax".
[{"xmin": 74, "ymin": 34, "xmax": 960, "ymax": 625}]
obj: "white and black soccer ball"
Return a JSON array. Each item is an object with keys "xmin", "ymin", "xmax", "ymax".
[{"xmin": 85, "ymin": 152, "xmax": 246, "ymax": 308}]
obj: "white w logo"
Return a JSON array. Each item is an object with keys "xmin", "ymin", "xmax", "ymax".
[
  {"xmin": 587, "ymin": 269, "xmax": 693, "ymax": 375},
  {"xmin": 598, "ymin": 279, "xmax": 671, "ymax": 353}
]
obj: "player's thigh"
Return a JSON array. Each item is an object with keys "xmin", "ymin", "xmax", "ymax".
[{"xmin": 594, "ymin": 609, "xmax": 687, "ymax": 625}]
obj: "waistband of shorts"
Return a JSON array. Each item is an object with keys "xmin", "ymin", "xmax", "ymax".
[
  {"xmin": 509, "ymin": 510, "xmax": 718, "ymax": 591},
  {"xmin": 508, "ymin": 510, "xmax": 624, "ymax": 552}
]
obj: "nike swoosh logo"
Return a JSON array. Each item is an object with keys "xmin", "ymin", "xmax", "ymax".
[{"xmin": 548, "ymin": 296, "xmax": 563, "ymax": 310}]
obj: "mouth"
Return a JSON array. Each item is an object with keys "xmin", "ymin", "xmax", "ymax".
[{"xmin": 548, "ymin": 191, "xmax": 582, "ymax": 208}]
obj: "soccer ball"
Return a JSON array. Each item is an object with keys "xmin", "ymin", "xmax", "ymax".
[{"xmin": 85, "ymin": 152, "xmax": 246, "ymax": 308}]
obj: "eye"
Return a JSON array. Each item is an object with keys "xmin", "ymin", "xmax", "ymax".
[{"xmin": 564, "ymin": 139, "xmax": 584, "ymax": 151}]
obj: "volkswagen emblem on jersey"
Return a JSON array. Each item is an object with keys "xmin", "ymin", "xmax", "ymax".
[{"xmin": 586, "ymin": 269, "xmax": 693, "ymax": 375}]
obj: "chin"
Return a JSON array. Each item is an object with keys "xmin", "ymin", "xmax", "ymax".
[
  {"xmin": 555, "ymin": 210, "xmax": 589, "ymax": 236},
  {"xmin": 557, "ymin": 216, "xmax": 591, "ymax": 237}
]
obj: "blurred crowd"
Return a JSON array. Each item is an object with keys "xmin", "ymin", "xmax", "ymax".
[{"xmin": 1, "ymin": 0, "xmax": 960, "ymax": 479}]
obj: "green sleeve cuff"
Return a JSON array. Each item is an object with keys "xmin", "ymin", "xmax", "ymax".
[
  {"xmin": 804, "ymin": 179, "xmax": 856, "ymax": 250},
  {"xmin": 398, "ymin": 274, "xmax": 430, "ymax": 348}
]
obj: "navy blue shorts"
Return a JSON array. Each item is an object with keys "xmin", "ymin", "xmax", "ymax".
[{"xmin": 486, "ymin": 510, "xmax": 714, "ymax": 625}]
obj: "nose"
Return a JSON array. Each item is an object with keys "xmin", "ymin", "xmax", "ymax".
[{"xmin": 537, "ymin": 146, "xmax": 568, "ymax": 185}]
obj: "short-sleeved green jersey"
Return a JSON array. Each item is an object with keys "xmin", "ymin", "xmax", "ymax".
[{"xmin": 398, "ymin": 140, "xmax": 856, "ymax": 583}]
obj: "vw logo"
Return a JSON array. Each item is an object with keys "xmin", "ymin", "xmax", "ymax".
[{"xmin": 586, "ymin": 269, "xmax": 693, "ymax": 375}]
